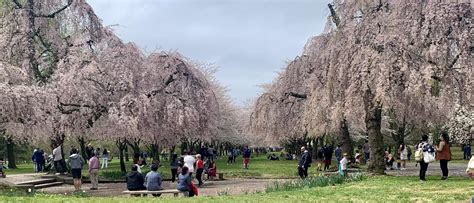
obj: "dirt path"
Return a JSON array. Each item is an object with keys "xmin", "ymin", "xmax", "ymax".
[{"xmin": 38, "ymin": 178, "xmax": 280, "ymax": 197}]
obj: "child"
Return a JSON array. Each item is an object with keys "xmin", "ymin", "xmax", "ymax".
[
  {"xmin": 354, "ymin": 150, "xmax": 361, "ymax": 164},
  {"xmin": 467, "ymin": 155, "xmax": 474, "ymax": 180},
  {"xmin": 339, "ymin": 153, "xmax": 349, "ymax": 177}
]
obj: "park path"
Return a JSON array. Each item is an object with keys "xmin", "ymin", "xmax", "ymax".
[
  {"xmin": 385, "ymin": 161, "xmax": 469, "ymax": 177},
  {"xmin": 38, "ymin": 178, "xmax": 278, "ymax": 197}
]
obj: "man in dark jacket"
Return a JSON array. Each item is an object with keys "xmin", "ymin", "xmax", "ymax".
[
  {"xmin": 126, "ymin": 165, "xmax": 146, "ymax": 191},
  {"xmin": 298, "ymin": 146, "xmax": 311, "ymax": 179}
]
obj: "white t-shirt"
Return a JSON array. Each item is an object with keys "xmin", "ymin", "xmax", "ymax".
[
  {"xmin": 340, "ymin": 157, "xmax": 348, "ymax": 170},
  {"xmin": 183, "ymin": 155, "xmax": 196, "ymax": 173},
  {"xmin": 52, "ymin": 146, "xmax": 62, "ymax": 161}
]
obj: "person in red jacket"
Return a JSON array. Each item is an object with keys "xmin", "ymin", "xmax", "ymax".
[{"xmin": 195, "ymin": 154, "xmax": 204, "ymax": 186}]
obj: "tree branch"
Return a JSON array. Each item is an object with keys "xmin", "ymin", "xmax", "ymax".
[
  {"xmin": 12, "ymin": 0, "xmax": 23, "ymax": 9},
  {"xmin": 34, "ymin": 0, "xmax": 72, "ymax": 18},
  {"xmin": 287, "ymin": 92, "xmax": 307, "ymax": 99}
]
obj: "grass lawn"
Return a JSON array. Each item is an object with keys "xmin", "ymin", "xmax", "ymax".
[
  {"xmin": 0, "ymin": 175, "xmax": 472, "ymax": 202},
  {"xmin": 5, "ymin": 155, "xmax": 303, "ymax": 179}
]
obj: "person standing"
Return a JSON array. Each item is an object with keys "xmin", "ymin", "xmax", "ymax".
[
  {"xmin": 101, "ymin": 149, "xmax": 109, "ymax": 169},
  {"xmin": 85, "ymin": 143, "xmax": 94, "ymax": 160},
  {"xmin": 363, "ymin": 140, "xmax": 370, "ymax": 162},
  {"xmin": 207, "ymin": 146, "xmax": 214, "ymax": 162},
  {"xmin": 418, "ymin": 135, "xmax": 430, "ymax": 182},
  {"xmin": 323, "ymin": 145, "xmax": 333, "ymax": 171},
  {"xmin": 335, "ymin": 145, "xmax": 342, "ymax": 167},
  {"xmin": 195, "ymin": 154, "xmax": 204, "ymax": 186},
  {"xmin": 435, "ymin": 132, "xmax": 451, "ymax": 180},
  {"xmin": 339, "ymin": 153, "xmax": 349, "ymax": 177},
  {"xmin": 399, "ymin": 142, "xmax": 408, "ymax": 170},
  {"xmin": 52, "ymin": 144, "xmax": 65, "ymax": 174},
  {"xmin": 298, "ymin": 147, "xmax": 310, "ymax": 179},
  {"xmin": 144, "ymin": 164, "xmax": 163, "ymax": 196},
  {"xmin": 68, "ymin": 148, "xmax": 84, "ymax": 191},
  {"xmin": 32, "ymin": 149, "xmax": 38, "ymax": 172},
  {"xmin": 33, "ymin": 148, "xmax": 44, "ymax": 172},
  {"xmin": 243, "ymin": 147, "xmax": 251, "ymax": 169},
  {"xmin": 183, "ymin": 152, "xmax": 196, "ymax": 176},
  {"xmin": 88, "ymin": 152, "xmax": 100, "ymax": 190},
  {"xmin": 170, "ymin": 153, "xmax": 179, "ymax": 182}
]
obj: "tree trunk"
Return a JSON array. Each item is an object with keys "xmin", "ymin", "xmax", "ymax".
[
  {"xmin": 149, "ymin": 143, "xmax": 160, "ymax": 165},
  {"xmin": 116, "ymin": 140, "xmax": 127, "ymax": 176},
  {"xmin": 340, "ymin": 118, "xmax": 354, "ymax": 159},
  {"xmin": 78, "ymin": 136, "xmax": 87, "ymax": 163},
  {"xmin": 124, "ymin": 145, "xmax": 129, "ymax": 162},
  {"xmin": 6, "ymin": 138, "xmax": 17, "ymax": 169},
  {"xmin": 127, "ymin": 141, "xmax": 140, "ymax": 157},
  {"xmin": 364, "ymin": 89, "xmax": 385, "ymax": 175}
]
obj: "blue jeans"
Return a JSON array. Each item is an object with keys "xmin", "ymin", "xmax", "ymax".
[{"xmin": 364, "ymin": 152, "xmax": 370, "ymax": 161}]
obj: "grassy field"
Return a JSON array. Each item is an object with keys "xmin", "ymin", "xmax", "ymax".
[
  {"xmin": 5, "ymin": 155, "xmax": 303, "ymax": 179},
  {"xmin": 0, "ymin": 175, "xmax": 472, "ymax": 202},
  {"xmin": 5, "ymin": 149, "xmax": 470, "ymax": 178}
]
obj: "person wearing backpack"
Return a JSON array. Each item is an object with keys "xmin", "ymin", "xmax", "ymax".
[
  {"xmin": 417, "ymin": 135, "xmax": 430, "ymax": 182},
  {"xmin": 435, "ymin": 132, "xmax": 451, "ymax": 180}
]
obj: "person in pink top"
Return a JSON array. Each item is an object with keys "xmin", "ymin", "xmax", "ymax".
[{"xmin": 88, "ymin": 152, "xmax": 100, "ymax": 190}]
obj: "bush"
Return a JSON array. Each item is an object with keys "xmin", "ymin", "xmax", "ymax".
[{"xmin": 265, "ymin": 173, "xmax": 366, "ymax": 193}]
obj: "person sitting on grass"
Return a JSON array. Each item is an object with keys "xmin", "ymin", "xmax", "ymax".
[
  {"xmin": 145, "ymin": 164, "xmax": 163, "ymax": 196},
  {"xmin": 126, "ymin": 165, "xmax": 146, "ymax": 192},
  {"xmin": 177, "ymin": 166, "xmax": 195, "ymax": 197},
  {"xmin": 385, "ymin": 151, "xmax": 395, "ymax": 170}
]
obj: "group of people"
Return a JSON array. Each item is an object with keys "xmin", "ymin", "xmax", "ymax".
[
  {"xmin": 316, "ymin": 145, "xmax": 334, "ymax": 171},
  {"xmin": 125, "ymin": 151, "xmax": 221, "ymax": 197},
  {"xmin": 416, "ymin": 133, "xmax": 452, "ymax": 182},
  {"xmin": 32, "ymin": 148, "xmax": 47, "ymax": 172},
  {"xmin": 297, "ymin": 146, "xmax": 351, "ymax": 179},
  {"xmin": 85, "ymin": 144, "xmax": 110, "ymax": 169}
]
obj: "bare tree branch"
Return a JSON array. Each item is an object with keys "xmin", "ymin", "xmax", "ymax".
[
  {"xmin": 34, "ymin": 0, "xmax": 73, "ymax": 18},
  {"xmin": 12, "ymin": 0, "xmax": 23, "ymax": 9}
]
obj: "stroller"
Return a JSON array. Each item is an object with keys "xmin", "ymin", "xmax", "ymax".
[{"xmin": 44, "ymin": 155, "xmax": 55, "ymax": 173}]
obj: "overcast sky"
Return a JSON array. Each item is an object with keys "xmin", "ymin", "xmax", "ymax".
[{"xmin": 86, "ymin": 0, "xmax": 330, "ymax": 105}]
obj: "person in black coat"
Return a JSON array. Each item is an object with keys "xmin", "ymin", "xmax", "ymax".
[
  {"xmin": 298, "ymin": 147, "xmax": 311, "ymax": 179},
  {"xmin": 126, "ymin": 165, "xmax": 146, "ymax": 191}
]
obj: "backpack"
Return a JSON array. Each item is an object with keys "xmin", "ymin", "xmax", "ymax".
[{"xmin": 414, "ymin": 147, "xmax": 423, "ymax": 162}]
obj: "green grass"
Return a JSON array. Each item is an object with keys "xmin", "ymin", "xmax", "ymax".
[
  {"xmin": 0, "ymin": 175, "xmax": 472, "ymax": 202},
  {"xmin": 5, "ymin": 155, "xmax": 302, "ymax": 179}
]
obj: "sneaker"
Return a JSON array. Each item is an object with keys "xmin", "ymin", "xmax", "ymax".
[{"xmin": 441, "ymin": 176, "xmax": 448, "ymax": 180}]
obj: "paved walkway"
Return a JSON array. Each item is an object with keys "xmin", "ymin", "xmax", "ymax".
[
  {"xmin": 385, "ymin": 161, "xmax": 469, "ymax": 177},
  {"xmin": 39, "ymin": 178, "xmax": 277, "ymax": 197}
]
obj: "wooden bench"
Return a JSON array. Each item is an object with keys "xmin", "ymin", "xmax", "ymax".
[{"xmin": 122, "ymin": 189, "xmax": 180, "ymax": 197}]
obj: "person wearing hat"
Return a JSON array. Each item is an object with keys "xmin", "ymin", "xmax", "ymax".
[
  {"xmin": 339, "ymin": 153, "xmax": 349, "ymax": 177},
  {"xmin": 298, "ymin": 146, "xmax": 311, "ymax": 179}
]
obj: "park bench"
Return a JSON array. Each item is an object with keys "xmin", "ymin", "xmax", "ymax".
[{"xmin": 122, "ymin": 189, "xmax": 181, "ymax": 197}]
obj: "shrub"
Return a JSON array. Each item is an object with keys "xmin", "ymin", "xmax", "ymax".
[{"xmin": 265, "ymin": 173, "xmax": 366, "ymax": 193}]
